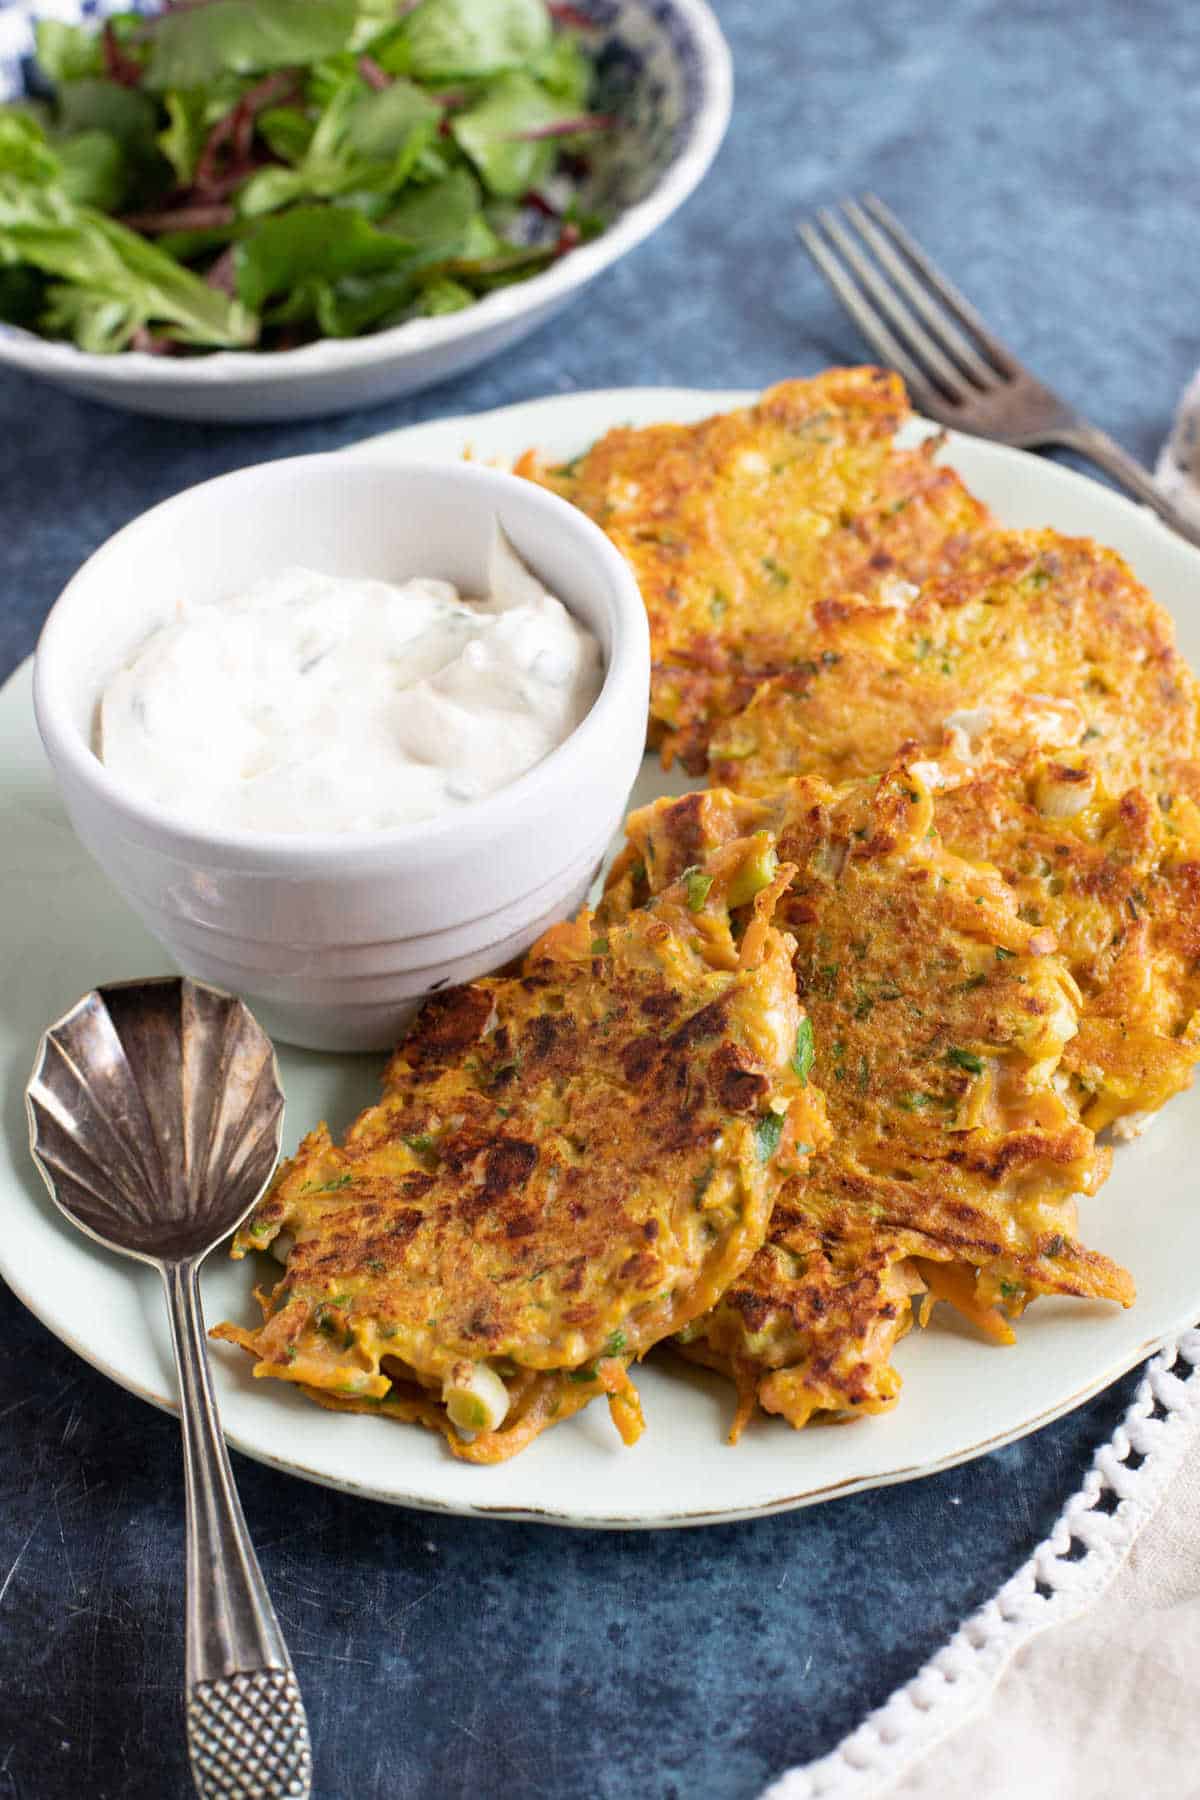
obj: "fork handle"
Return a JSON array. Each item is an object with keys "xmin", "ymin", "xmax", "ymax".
[
  {"xmin": 1050, "ymin": 421, "xmax": 1200, "ymax": 552},
  {"xmin": 162, "ymin": 1259, "xmax": 312, "ymax": 1800}
]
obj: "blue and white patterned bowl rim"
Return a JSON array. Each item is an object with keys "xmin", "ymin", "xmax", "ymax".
[{"xmin": 0, "ymin": 0, "xmax": 732, "ymax": 381}]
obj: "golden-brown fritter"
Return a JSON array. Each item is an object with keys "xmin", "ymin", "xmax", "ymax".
[
  {"xmin": 673, "ymin": 1191, "xmax": 927, "ymax": 1437},
  {"xmin": 214, "ymin": 837, "xmax": 829, "ymax": 1464},
  {"xmin": 920, "ymin": 735, "xmax": 1200, "ymax": 1132},
  {"xmin": 702, "ymin": 527, "xmax": 1200, "ymax": 1131},
  {"xmin": 603, "ymin": 762, "xmax": 1133, "ymax": 1435},
  {"xmin": 708, "ymin": 527, "xmax": 1200, "ymax": 800},
  {"xmin": 517, "ymin": 368, "xmax": 989, "ymax": 769}
]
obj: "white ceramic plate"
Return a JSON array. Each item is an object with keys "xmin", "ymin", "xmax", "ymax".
[
  {"xmin": 5, "ymin": 387, "xmax": 1200, "ymax": 1528},
  {"xmin": 0, "ymin": 0, "xmax": 731, "ymax": 422}
]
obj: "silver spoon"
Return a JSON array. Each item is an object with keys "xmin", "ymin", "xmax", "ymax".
[{"xmin": 26, "ymin": 976, "xmax": 311, "ymax": 1800}]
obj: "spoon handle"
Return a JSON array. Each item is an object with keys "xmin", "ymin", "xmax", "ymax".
[{"xmin": 162, "ymin": 1260, "xmax": 313, "ymax": 1800}]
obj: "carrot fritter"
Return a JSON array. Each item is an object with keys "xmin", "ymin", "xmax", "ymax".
[
  {"xmin": 518, "ymin": 367, "xmax": 989, "ymax": 769},
  {"xmin": 602, "ymin": 762, "xmax": 1133, "ymax": 1435},
  {"xmin": 924, "ymin": 737, "xmax": 1200, "ymax": 1132},
  {"xmin": 708, "ymin": 527, "xmax": 1200, "ymax": 801},
  {"xmin": 213, "ymin": 837, "xmax": 829, "ymax": 1464},
  {"xmin": 673, "ymin": 1193, "xmax": 927, "ymax": 1437},
  {"xmin": 704, "ymin": 531, "xmax": 1200, "ymax": 1131}
]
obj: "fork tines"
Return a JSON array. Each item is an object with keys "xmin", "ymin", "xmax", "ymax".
[{"xmin": 797, "ymin": 196, "xmax": 1018, "ymax": 417}]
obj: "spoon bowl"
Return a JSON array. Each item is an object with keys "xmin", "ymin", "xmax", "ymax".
[
  {"xmin": 27, "ymin": 976, "xmax": 311, "ymax": 1800},
  {"xmin": 28, "ymin": 976, "xmax": 284, "ymax": 1264}
]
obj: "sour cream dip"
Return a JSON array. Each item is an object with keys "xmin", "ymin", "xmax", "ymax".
[{"xmin": 99, "ymin": 530, "xmax": 603, "ymax": 834}]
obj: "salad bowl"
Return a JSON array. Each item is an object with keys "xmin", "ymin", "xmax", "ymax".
[{"xmin": 0, "ymin": 0, "xmax": 731, "ymax": 421}]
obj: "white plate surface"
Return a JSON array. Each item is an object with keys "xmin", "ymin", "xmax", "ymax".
[{"xmin": 4, "ymin": 387, "xmax": 1200, "ymax": 1527}]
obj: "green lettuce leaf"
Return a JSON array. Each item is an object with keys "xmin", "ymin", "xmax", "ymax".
[
  {"xmin": 234, "ymin": 166, "xmax": 311, "ymax": 218},
  {"xmin": 350, "ymin": 0, "xmax": 404, "ymax": 51},
  {"xmin": 304, "ymin": 54, "xmax": 361, "ymax": 110},
  {"xmin": 255, "ymin": 105, "xmax": 316, "ymax": 167},
  {"xmin": 0, "ymin": 176, "xmax": 258, "ymax": 350},
  {"xmin": 378, "ymin": 169, "xmax": 497, "ymax": 264},
  {"xmin": 157, "ymin": 92, "xmax": 206, "ymax": 188},
  {"xmin": 416, "ymin": 274, "xmax": 474, "ymax": 315},
  {"xmin": 533, "ymin": 32, "xmax": 592, "ymax": 106},
  {"xmin": 233, "ymin": 204, "xmax": 413, "ymax": 311},
  {"xmin": 237, "ymin": 75, "xmax": 438, "ymax": 216},
  {"xmin": 55, "ymin": 131, "xmax": 127, "ymax": 213},
  {"xmin": 55, "ymin": 82, "xmax": 163, "ymax": 211},
  {"xmin": 40, "ymin": 284, "xmax": 143, "ymax": 354},
  {"xmin": 144, "ymin": 0, "xmax": 358, "ymax": 92},
  {"xmin": 310, "ymin": 264, "xmax": 474, "ymax": 337},
  {"xmin": 33, "ymin": 21, "xmax": 103, "ymax": 85},
  {"xmin": 345, "ymin": 80, "xmax": 441, "ymax": 159},
  {"xmin": 0, "ymin": 115, "xmax": 60, "ymax": 186},
  {"xmin": 56, "ymin": 79, "xmax": 158, "ymax": 151},
  {"xmin": 452, "ymin": 71, "xmax": 581, "ymax": 197},
  {"xmin": 313, "ymin": 267, "xmax": 418, "ymax": 336},
  {"xmin": 394, "ymin": 0, "xmax": 552, "ymax": 83},
  {"xmin": 155, "ymin": 77, "xmax": 257, "ymax": 186}
]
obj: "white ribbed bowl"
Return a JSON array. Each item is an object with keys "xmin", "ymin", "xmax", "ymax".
[
  {"xmin": 32, "ymin": 456, "xmax": 650, "ymax": 1049},
  {"xmin": 0, "ymin": 0, "xmax": 732, "ymax": 421}
]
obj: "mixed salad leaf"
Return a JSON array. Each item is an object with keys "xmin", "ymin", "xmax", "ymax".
[{"xmin": 0, "ymin": 0, "xmax": 609, "ymax": 354}]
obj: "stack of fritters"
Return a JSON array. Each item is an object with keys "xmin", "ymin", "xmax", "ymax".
[
  {"xmin": 600, "ymin": 763, "xmax": 1132, "ymax": 1435},
  {"xmin": 534, "ymin": 372, "xmax": 1200, "ymax": 1437},
  {"xmin": 220, "ymin": 369, "xmax": 1200, "ymax": 1458},
  {"xmin": 215, "ymin": 837, "xmax": 829, "ymax": 1462}
]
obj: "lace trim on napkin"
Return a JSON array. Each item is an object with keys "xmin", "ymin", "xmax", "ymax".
[{"xmin": 761, "ymin": 1326, "xmax": 1200, "ymax": 1800}]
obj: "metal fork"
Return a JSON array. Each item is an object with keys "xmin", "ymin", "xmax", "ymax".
[{"xmin": 799, "ymin": 195, "xmax": 1200, "ymax": 550}]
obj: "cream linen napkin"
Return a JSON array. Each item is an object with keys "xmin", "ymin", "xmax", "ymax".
[
  {"xmin": 763, "ymin": 1330, "xmax": 1200, "ymax": 1800},
  {"xmin": 886, "ymin": 1403, "xmax": 1200, "ymax": 1799},
  {"xmin": 1157, "ymin": 374, "xmax": 1200, "ymax": 526}
]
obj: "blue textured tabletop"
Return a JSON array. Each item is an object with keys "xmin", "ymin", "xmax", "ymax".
[{"xmin": 0, "ymin": 3, "xmax": 1192, "ymax": 1796}]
